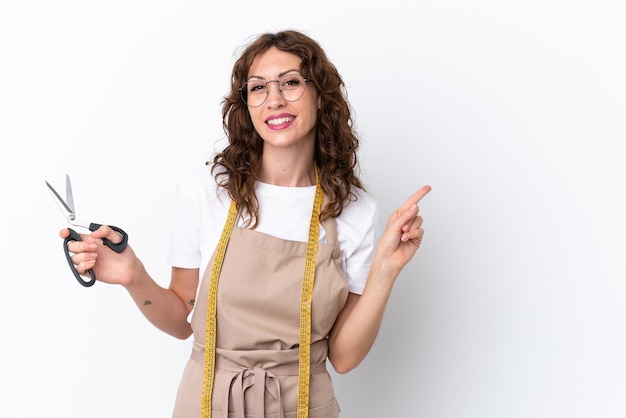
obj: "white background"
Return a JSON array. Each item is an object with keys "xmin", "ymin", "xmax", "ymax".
[{"xmin": 1, "ymin": 1, "xmax": 625, "ymax": 417}]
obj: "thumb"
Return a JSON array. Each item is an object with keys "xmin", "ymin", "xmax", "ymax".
[{"xmin": 91, "ymin": 224, "xmax": 125, "ymax": 245}]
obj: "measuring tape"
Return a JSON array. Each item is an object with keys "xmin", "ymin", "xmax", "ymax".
[
  {"xmin": 202, "ymin": 170, "xmax": 323, "ymax": 418},
  {"xmin": 201, "ymin": 196, "xmax": 237, "ymax": 417},
  {"xmin": 297, "ymin": 172, "xmax": 323, "ymax": 418}
]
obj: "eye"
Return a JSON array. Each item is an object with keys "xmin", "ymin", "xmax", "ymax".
[
  {"xmin": 247, "ymin": 81, "xmax": 266, "ymax": 94},
  {"xmin": 281, "ymin": 75, "xmax": 302, "ymax": 89}
]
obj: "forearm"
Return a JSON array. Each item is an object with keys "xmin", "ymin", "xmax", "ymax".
[
  {"xmin": 124, "ymin": 263, "xmax": 193, "ymax": 339},
  {"xmin": 328, "ymin": 257, "xmax": 401, "ymax": 373}
]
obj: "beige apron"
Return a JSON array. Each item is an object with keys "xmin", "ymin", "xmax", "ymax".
[{"xmin": 172, "ymin": 214, "xmax": 349, "ymax": 417}]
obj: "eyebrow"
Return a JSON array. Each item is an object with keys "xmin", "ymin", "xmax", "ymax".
[{"xmin": 246, "ymin": 69, "xmax": 301, "ymax": 81}]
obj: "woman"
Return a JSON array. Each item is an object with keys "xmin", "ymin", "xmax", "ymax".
[{"xmin": 60, "ymin": 30, "xmax": 430, "ymax": 417}]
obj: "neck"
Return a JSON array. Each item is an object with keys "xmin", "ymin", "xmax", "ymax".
[{"xmin": 259, "ymin": 154, "xmax": 316, "ymax": 187}]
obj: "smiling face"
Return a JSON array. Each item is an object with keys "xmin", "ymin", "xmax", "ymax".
[{"xmin": 246, "ymin": 47, "xmax": 320, "ymax": 154}]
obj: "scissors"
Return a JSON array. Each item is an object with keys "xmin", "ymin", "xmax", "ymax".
[{"xmin": 45, "ymin": 175, "xmax": 129, "ymax": 287}]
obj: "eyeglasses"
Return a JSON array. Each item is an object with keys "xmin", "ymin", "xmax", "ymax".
[{"xmin": 239, "ymin": 73, "xmax": 308, "ymax": 107}]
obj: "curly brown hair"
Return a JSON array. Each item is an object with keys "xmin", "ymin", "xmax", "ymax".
[{"xmin": 210, "ymin": 30, "xmax": 364, "ymax": 227}]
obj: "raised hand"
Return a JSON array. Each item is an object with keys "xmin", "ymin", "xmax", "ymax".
[{"xmin": 375, "ymin": 185, "xmax": 431, "ymax": 277}]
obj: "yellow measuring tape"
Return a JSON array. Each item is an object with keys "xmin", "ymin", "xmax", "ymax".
[
  {"xmin": 202, "ymin": 171, "xmax": 324, "ymax": 418},
  {"xmin": 297, "ymin": 173, "xmax": 323, "ymax": 418},
  {"xmin": 201, "ymin": 196, "xmax": 237, "ymax": 417}
]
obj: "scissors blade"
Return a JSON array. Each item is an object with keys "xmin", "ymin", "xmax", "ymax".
[
  {"xmin": 45, "ymin": 180, "xmax": 74, "ymax": 216},
  {"xmin": 65, "ymin": 174, "xmax": 75, "ymax": 214}
]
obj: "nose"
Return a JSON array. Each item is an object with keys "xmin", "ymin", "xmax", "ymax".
[{"xmin": 265, "ymin": 80, "xmax": 285, "ymax": 107}]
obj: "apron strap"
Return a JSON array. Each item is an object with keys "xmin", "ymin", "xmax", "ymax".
[{"xmin": 216, "ymin": 356, "xmax": 327, "ymax": 418}]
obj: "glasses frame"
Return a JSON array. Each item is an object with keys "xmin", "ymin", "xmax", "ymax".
[{"xmin": 238, "ymin": 73, "xmax": 309, "ymax": 107}]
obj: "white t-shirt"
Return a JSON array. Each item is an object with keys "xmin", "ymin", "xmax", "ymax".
[{"xmin": 166, "ymin": 164, "xmax": 381, "ymax": 295}]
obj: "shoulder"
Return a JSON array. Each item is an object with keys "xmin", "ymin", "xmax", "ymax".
[
  {"xmin": 335, "ymin": 185, "xmax": 381, "ymax": 242},
  {"xmin": 174, "ymin": 163, "xmax": 230, "ymax": 208},
  {"xmin": 341, "ymin": 186, "xmax": 380, "ymax": 222}
]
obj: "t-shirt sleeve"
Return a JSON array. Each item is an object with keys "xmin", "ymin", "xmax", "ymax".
[
  {"xmin": 167, "ymin": 176, "xmax": 202, "ymax": 269},
  {"xmin": 342, "ymin": 193, "xmax": 381, "ymax": 295}
]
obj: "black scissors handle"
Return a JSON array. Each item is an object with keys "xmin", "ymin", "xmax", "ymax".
[
  {"xmin": 63, "ymin": 225, "xmax": 129, "ymax": 287},
  {"xmin": 88, "ymin": 223, "xmax": 128, "ymax": 253}
]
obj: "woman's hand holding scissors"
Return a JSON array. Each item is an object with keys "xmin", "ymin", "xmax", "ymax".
[{"xmin": 59, "ymin": 225, "xmax": 140, "ymax": 287}]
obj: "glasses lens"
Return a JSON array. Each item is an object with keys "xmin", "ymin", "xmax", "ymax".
[
  {"xmin": 279, "ymin": 74, "xmax": 306, "ymax": 102},
  {"xmin": 241, "ymin": 80, "xmax": 267, "ymax": 107}
]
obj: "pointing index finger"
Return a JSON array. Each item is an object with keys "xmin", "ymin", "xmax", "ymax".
[{"xmin": 408, "ymin": 185, "xmax": 432, "ymax": 207}]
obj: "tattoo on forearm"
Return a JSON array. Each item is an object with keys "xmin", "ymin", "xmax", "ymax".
[
  {"xmin": 144, "ymin": 300, "xmax": 152, "ymax": 306},
  {"xmin": 189, "ymin": 299, "xmax": 195, "ymax": 307}
]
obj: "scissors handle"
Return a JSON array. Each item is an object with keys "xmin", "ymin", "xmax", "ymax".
[
  {"xmin": 63, "ymin": 225, "xmax": 129, "ymax": 287},
  {"xmin": 88, "ymin": 223, "xmax": 128, "ymax": 253},
  {"xmin": 64, "ymin": 228, "xmax": 97, "ymax": 287}
]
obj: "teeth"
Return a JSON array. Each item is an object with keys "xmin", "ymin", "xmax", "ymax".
[{"xmin": 267, "ymin": 117, "xmax": 293, "ymax": 125}]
